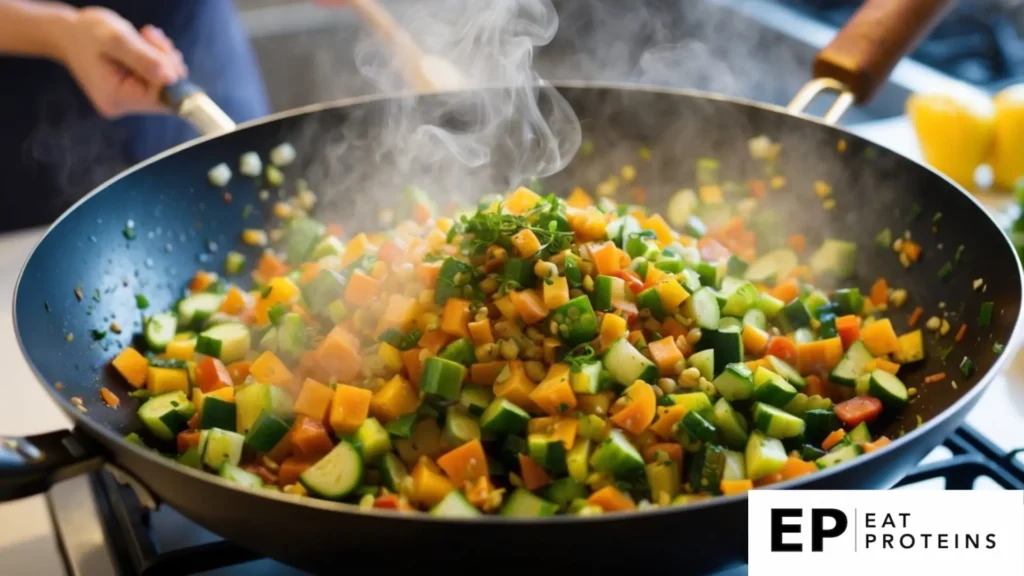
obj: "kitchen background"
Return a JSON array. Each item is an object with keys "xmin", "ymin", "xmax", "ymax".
[{"xmin": 2, "ymin": 0, "xmax": 1024, "ymax": 575}]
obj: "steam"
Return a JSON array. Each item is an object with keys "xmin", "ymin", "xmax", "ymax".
[{"xmin": 308, "ymin": 0, "xmax": 580, "ymax": 225}]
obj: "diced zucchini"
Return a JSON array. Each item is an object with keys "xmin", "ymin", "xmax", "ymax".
[
  {"xmin": 177, "ymin": 446, "xmax": 202, "ymax": 469},
  {"xmin": 802, "ymin": 409, "xmax": 840, "ymax": 446},
  {"xmin": 285, "ymin": 218, "xmax": 324, "ymax": 264},
  {"xmin": 713, "ymin": 363, "xmax": 754, "ymax": 402},
  {"xmin": 430, "ymin": 490, "xmax": 481, "ymax": 517},
  {"xmin": 219, "ymin": 463, "xmax": 264, "ymax": 489},
  {"xmin": 137, "ymin": 391, "xmax": 195, "ymax": 441},
  {"xmin": 199, "ymin": 396, "xmax": 236, "ymax": 431},
  {"xmin": 765, "ymin": 355, "xmax": 806, "ymax": 389},
  {"xmin": 144, "ymin": 313, "xmax": 177, "ymax": 352},
  {"xmin": 745, "ymin": 431, "xmax": 787, "ymax": 480},
  {"xmin": 378, "ymin": 453, "xmax": 409, "ymax": 492},
  {"xmin": 276, "ymin": 313, "xmax": 306, "ymax": 361},
  {"xmin": 726, "ymin": 256, "xmax": 750, "ymax": 278},
  {"xmin": 778, "ymin": 299, "xmax": 812, "ymax": 332},
  {"xmin": 712, "ymin": 397, "xmax": 749, "ymax": 450},
  {"xmin": 569, "ymin": 360, "xmax": 603, "ymax": 394},
  {"xmin": 637, "ymin": 287, "xmax": 667, "ymax": 320},
  {"xmin": 753, "ymin": 367, "xmax": 798, "ymax": 407},
  {"xmin": 356, "ymin": 417, "xmax": 392, "ymax": 461},
  {"xmin": 201, "ymin": 428, "xmax": 245, "ymax": 470},
  {"xmin": 646, "ymin": 457, "xmax": 681, "ymax": 503},
  {"xmin": 868, "ymin": 369, "xmax": 909, "ymax": 409},
  {"xmin": 458, "ymin": 385, "xmax": 494, "ymax": 417},
  {"xmin": 594, "ymin": 275, "xmax": 626, "ymax": 311},
  {"xmin": 300, "ymin": 441, "xmax": 363, "ymax": 500},
  {"xmin": 815, "ymin": 443, "xmax": 863, "ymax": 469},
  {"xmin": 310, "ymin": 235, "xmax": 345, "ymax": 260},
  {"xmin": 420, "ymin": 356, "xmax": 467, "ymax": 401},
  {"xmin": 757, "ymin": 293, "xmax": 786, "ymax": 318},
  {"xmin": 544, "ymin": 478, "xmax": 588, "ymax": 511},
  {"xmin": 528, "ymin": 433, "xmax": 567, "ymax": 475},
  {"xmin": 722, "ymin": 449, "xmax": 746, "ymax": 481},
  {"xmin": 745, "ymin": 248, "xmax": 798, "ymax": 284},
  {"xmin": 687, "ymin": 349, "xmax": 715, "ymax": 382},
  {"xmin": 830, "ymin": 341, "xmax": 874, "ymax": 387},
  {"xmin": 681, "ymin": 411, "xmax": 717, "ymax": 442},
  {"xmin": 195, "ymin": 323, "xmax": 251, "ymax": 363},
  {"xmin": 589, "ymin": 429, "xmax": 644, "ymax": 479},
  {"xmin": 696, "ymin": 328, "xmax": 743, "ymax": 376},
  {"xmin": 480, "ymin": 397, "xmax": 530, "ymax": 436},
  {"xmin": 846, "ymin": 421, "xmax": 872, "ymax": 444},
  {"xmin": 501, "ymin": 489, "xmax": 558, "ymax": 517},
  {"xmin": 177, "ymin": 293, "xmax": 225, "ymax": 330},
  {"xmin": 719, "ymin": 277, "xmax": 759, "ymax": 317},
  {"xmin": 690, "ymin": 444, "xmax": 727, "ymax": 494},
  {"xmin": 683, "ymin": 287, "xmax": 721, "ymax": 330},
  {"xmin": 444, "ymin": 408, "xmax": 482, "ymax": 448},
  {"xmin": 244, "ymin": 411, "xmax": 291, "ymax": 452},
  {"xmin": 718, "ymin": 317, "xmax": 742, "ymax": 332},
  {"xmin": 302, "ymin": 269, "xmax": 345, "ymax": 314},
  {"xmin": 439, "ymin": 338, "xmax": 477, "ymax": 366},
  {"xmin": 602, "ymin": 338, "xmax": 657, "ymax": 386},
  {"xmin": 235, "ymin": 382, "xmax": 293, "ymax": 434},
  {"xmin": 752, "ymin": 402, "xmax": 806, "ymax": 439},
  {"xmin": 893, "ymin": 330, "xmax": 925, "ymax": 364},
  {"xmin": 832, "ymin": 288, "xmax": 864, "ymax": 316},
  {"xmin": 146, "ymin": 365, "xmax": 190, "ymax": 395},
  {"xmin": 668, "ymin": 392, "xmax": 713, "ymax": 419},
  {"xmin": 782, "ymin": 393, "xmax": 833, "ymax": 417},
  {"xmin": 742, "ymin": 308, "xmax": 767, "ymax": 331},
  {"xmin": 809, "ymin": 239, "xmax": 857, "ymax": 279},
  {"xmin": 801, "ymin": 444, "xmax": 827, "ymax": 461},
  {"xmin": 566, "ymin": 438, "xmax": 592, "ymax": 483}
]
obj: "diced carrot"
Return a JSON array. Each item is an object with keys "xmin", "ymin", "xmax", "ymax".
[
  {"xmin": 530, "ymin": 364, "xmax": 577, "ymax": 416},
  {"xmin": 293, "ymin": 378, "xmax": 334, "ymax": 421},
  {"xmin": 289, "ymin": 417, "xmax": 334, "ymax": 457},
  {"xmin": 470, "ymin": 361, "xmax": 508, "ymax": 386},
  {"xmin": 298, "ymin": 262, "xmax": 324, "ymax": 285},
  {"xmin": 835, "ymin": 314, "xmax": 861, "ymax": 349},
  {"xmin": 440, "ymin": 298, "xmax": 472, "ymax": 338},
  {"xmin": 373, "ymin": 493, "xmax": 401, "ymax": 510},
  {"xmin": 344, "ymin": 271, "xmax": 381, "ymax": 307},
  {"xmin": 863, "ymin": 436, "xmax": 892, "ymax": 454},
  {"xmin": 226, "ymin": 361, "xmax": 251, "ymax": 386},
  {"xmin": 902, "ymin": 240, "xmax": 922, "ymax": 263},
  {"xmin": 834, "ymin": 396, "xmax": 883, "ymax": 427},
  {"xmin": 614, "ymin": 269, "xmax": 645, "ymax": 295},
  {"xmin": 467, "ymin": 318, "xmax": 494, "ymax": 346},
  {"xmin": 315, "ymin": 326, "xmax": 362, "ymax": 382},
  {"xmin": 822, "ymin": 429, "xmax": 846, "ymax": 451},
  {"xmin": 754, "ymin": 473, "xmax": 784, "ymax": 487},
  {"xmin": 648, "ymin": 336, "xmax": 683, "ymax": 376},
  {"xmin": 195, "ymin": 357, "xmax": 233, "ymax": 392},
  {"xmin": 609, "ymin": 381, "xmax": 656, "ymax": 435},
  {"xmin": 804, "ymin": 374, "xmax": 824, "ymax": 397},
  {"xmin": 255, "ymin": 252, "xmax": 290, "ymax": 281},
  {"xmin": 511, "ymin": 229, "xmax": 542, "ymax": 258},
  {"xmin": 648, "ymin": 404, "xmax": 689, "ymax": 440},
  {"xmin": 788, "ymin": 234, "xmax": 806, "ymax": 253},
  {"xmin": 189, "ymin": 271, "xmax": 218, "ymax": 292},
  {"xmin": 417, "ymin": 330, "xmax": 450, "ymax": 355},
  {"xmin": 796, "ymin": 337, "xmax": 844, "ymax": 374},
  {"xmin": 416, "ymin": 261, "xmax": 443, "ymax": 288},
  {"xmin": 591, "ymin": 241, "xmax": 622, "ymax": 276},
  {"xmin": 100, "ymin": 387, "xmax": 120, "ymax": 408},
  {"xmin": 328, "ymin": 384, "xmax": 373, "ymax": 434},
  {"xmin": 720, "ymin": 479, "xmax": 754, "ymax": 495},
  {"xmin": 566, "ymin": 187, "xmax": 593, "ymax": 208},
  {"xmin": 493, "ymin": 361, "xmax": 538, "ymax": 411},
  {"xmin": 370, "ymin": 374, "xmax": 421, "ymax": 422},
  {"xmin": 187, "ymin": 413, "xmax": 200, "ymax": 430},
  {"xmin": 955, "ymin": 324, "xmax": 967, "ymax": 342},
  {"xmin": 377, "ymin": 294, "xmax": 419, "ymax": 336},
  {"xmin": 518, "ymin": 454, "xmax": 551, "ymax": 490},
  {"xmin": 410, "ymin": 457, "xmax": 455, "ymax": 507},
  {"xmin": 437, "ymin": 439, "xmax": 489, "ymax": 486},
  {"xmin": 401, "ymin": 348, "xmax": 425, "ymax": 386},
  {"xmin": 661, "ymin": 317, "xmax": 686, "ymax": 338},
  {"xmin": 249, "ymin": 351, "xmax": 293, "ymax": 386},
  {"xmin": 770, "ymin": 278, "xmax": 800, "ymax": 304},
  {"xmin": 177, "ymin": 430, "xmax": 201, "ymax": 454},
  {"xmin": 924, "ymin": 372, "xmax": 947, "ymax": 385},
  {"xmin": 643, "ymin": 442, "xmax": 684, "ymax": 464},
  {"xmin": 509, "ymin": 289, "xmax": 548, "ymax": 325},
  {"xmin": 780, "ymin": 456, "xmax": 818, "ymax": 480},
  {"xmin": 908, "ymin": 306, "xmax": 923, "ymax": 328},
  {"xmin": 860, "ymin": 318, "xmax": 900, "ymax": 355},
  {"xmin": 219, "ymin": 286, "xmax": 250, "ymax": 315},
  {"xmin": 587, "ymin": 485, "xmax": 636, "ymax": 512},
  {"xmin": 767, "ymin": 336, "xmax": 798, "ymax": 365},
  {"xmin": 742, "ymin": 324, "xmax": 769, "ymax": 356},
  {"xmin": 112, "ymin": 347, "xmax": 149, "ymax": 388},
  {"xmin": 869, "ymin": 277, "xmax": 888, "ymax": 306}
]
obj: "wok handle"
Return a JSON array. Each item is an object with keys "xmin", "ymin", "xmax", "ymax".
[
  {"xmin": 0, "ymin": 429, "xmax": 105, "ymax": 501},
  {"xmin": 160, "ymin": 79, "xmax": 237, "ymax": 136},
  {"xmin": 790, "ymin": 0, "xmax": 956, "ymax": 123}
]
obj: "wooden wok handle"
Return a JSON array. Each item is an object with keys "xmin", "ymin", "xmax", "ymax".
[
  {"xmin": 160, "ymin": 79, "xmax": 237, "ymax": 136},
  {"xmin": 813, "ymin": 0, "xmax": 957, "ymax": 103}
]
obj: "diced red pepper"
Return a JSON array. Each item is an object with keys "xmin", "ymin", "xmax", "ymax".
[
  {"xmin": 834, "ymin": 396, "xmax": 883, "ymax": 427},
  {"xmin": 614, "ymin": 269, "xmax": 645, "ymax": 295}
]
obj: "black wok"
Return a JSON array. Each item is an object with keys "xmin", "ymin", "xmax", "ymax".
[{"xmin": 3, "ymin": 0, "xmax": 1021, "ymax": 573}]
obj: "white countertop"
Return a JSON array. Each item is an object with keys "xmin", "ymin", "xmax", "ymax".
[{"xmin": 1, "ymin": 116, "xmax": 1022, "ymax": 575}]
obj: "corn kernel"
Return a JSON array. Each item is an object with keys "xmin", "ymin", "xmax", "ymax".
[{"xmin": 241, "ymin": 229, "xmax": 268, "ymax": 247}]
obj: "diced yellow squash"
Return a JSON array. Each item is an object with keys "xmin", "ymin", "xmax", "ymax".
[
  {"xmin": 147, "ymin": 366, "xmax": 190, "ymax": 394},
  {"xmin": 655, "ymin": 280, "xmax": 689, "ymax": 309}
]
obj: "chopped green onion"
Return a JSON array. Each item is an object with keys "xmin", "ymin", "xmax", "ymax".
[
  {"xmin": 908, "ymin": 203, "xmax": 921, "ymax": 221},
  {"xmin": 993, "ymin": 342, "xmax": 1005, "ymax": 355},
  {"xmin": 91, "ymin": 329, "xmax": 107, "ymax": 340},
  {"xmin": 875, "ymin": 228, "xmax": 892, "ymax": 248},
  {"xmin": 135, "ymin": 294, "xmax": 149, "ymax": 309},
  {"xmin": 959, "ymin": 356, "xmax": 974, "ymax": 377},
  {"xmin": 954, "ymin": 244, "xmax": 965, "ymax": 263},
  {"xmin": 937, "ymin": 262, "xmax": 953, "ymax": 281},
  {"xmin": 979, "ymin": 301, "xmax": 994, "ymax": 327},
  {"xmin": 123, "ymin": 226, "xmax": 136, "ymax": 240},
  {"xmin": 932, "ymin": 212, "xmax": 943, "ymax": 223},
  {"xmin": 939, "ymin": 346, "xmax": 954, "ymax": 362}
]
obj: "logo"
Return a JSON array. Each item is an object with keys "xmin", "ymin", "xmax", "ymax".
[{"xmin": 748, "ymin": 490, "xmax": 1024, "ymax": 576}]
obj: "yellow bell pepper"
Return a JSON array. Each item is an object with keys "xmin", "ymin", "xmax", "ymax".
[
  {"xmin": 906, "ymin": 91, "xmax": 995, "ymax": 189},
  {"xmin": 991, "ymin": 84, "xmax": 1024, "ymax": 190}
]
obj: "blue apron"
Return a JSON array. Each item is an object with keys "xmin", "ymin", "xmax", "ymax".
[{"xmin": 0, "ymin": 0, "xmax": 271, "ymax": 232}]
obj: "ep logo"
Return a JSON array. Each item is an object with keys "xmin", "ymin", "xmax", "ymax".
[{"xmin": 771, "ymin": 508, "xmax": 848, "ymax": 552}]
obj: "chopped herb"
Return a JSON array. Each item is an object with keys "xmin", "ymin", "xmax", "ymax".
[
  {"xmin": 932, "ymin": 212, "xmax": 943, "ymax": 223},
  {"xmin": 260, "ymin": 285, "xmax": 273, "ymax": 298},
  {"xmin": 959, "ymin": 356, "xmax": 974, "ymax": 378},
  {"xmin": 378, "ymin": 328, "xmax": 422, "ymax": 351},
  {"xmin": 993, "ymin": 342, "xmax": 1005, "ymax": 355},
  {"xmin": 559, "ymin": 402, "xmax": 569, "ymax": 413},
  {"xmin": 979, "ymin": 301, "xmax": 994, "ymax": 327},
  {"xmin": 135, "ymin": 294, "xmax": 149, "ymax": 309},
  {"xmin": 44, "ymin": 301, "xmax": 50, "ymax": 313},
  {"xmin": 563, "ymin": 344, "xmax": 596, "ymax": 373},
  {"xmin": 399, "ymin": 329, "xmax": 423, "ymax": 350},
  {"xmin": 128, "ymin": 389, "xmax": 153, "ymax": 399},
  {"xmin": 267, "ymin": 302, "xmax": 288, "ymax": 325},
  {"xmin": 908, "ymin": 203, "xmax": 921, "ymax": 221},
  {"xmin": 939, "ymin": 345, "xmax": 954, "ymax": 362},
  {"xmin": 148, "ymin": 357, "xmax": 188, "ymax": 369},
  {"xmin": 937, "ymin": 262, "xmax": 953, "ymax": 281},
  {"xmin": 123, "ymin": 226, "xmax": 136, "ymax": 240},
  {"xmin": 91, "ymin": 329, "xmax": 107, "ymax": 340},
  {"xmin": 91, "ymin": 288, "xmax": 101, "ymax": 302},
  {"xmin": 242, "ymin": 204, "xmax": 254, "ymax": 220},
  {"xmin": 954, "ymin": 244, "xmax": 965, "ymax": 263},
  {"xmin": 874, "ymin": 228, "xmax": 892, "ymax": 248},
  {"xmin": 74, "ymin": 285, "xmax": 83, "ymax": 301}
]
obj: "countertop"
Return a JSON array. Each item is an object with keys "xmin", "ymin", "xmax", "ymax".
[{"xmin": 1, "ymin": 115, "xmax": 1022, "ymax": 575}]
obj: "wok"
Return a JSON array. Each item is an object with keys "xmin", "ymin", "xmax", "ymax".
[{"xmin": 3, "ymin": 0, "xmax": 1021, "ymax": 573}]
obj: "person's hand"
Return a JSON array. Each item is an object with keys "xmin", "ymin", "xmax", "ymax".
[{"xmin": 54, "ymin": 7, "xmax": 187, "ymax": 118}]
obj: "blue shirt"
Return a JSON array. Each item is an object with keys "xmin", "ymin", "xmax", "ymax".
[{"xmin": 0, "ymin": 0, "xmax": 270, "ymax": 231}]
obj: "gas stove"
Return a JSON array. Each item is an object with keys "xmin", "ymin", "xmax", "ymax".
[{"xmin": 45, "ymin": 425, "xmax": 1024, "ymax": 576}]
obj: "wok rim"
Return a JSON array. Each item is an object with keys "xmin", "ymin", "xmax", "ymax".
[{"xmin": 12, "ymin": 80, "xmax": 1024, "ymax": 526}]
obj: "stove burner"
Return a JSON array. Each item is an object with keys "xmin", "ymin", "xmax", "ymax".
[{"xmin": 45, "ymin": 425, "xmax": 1024, "ymax": 576}]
